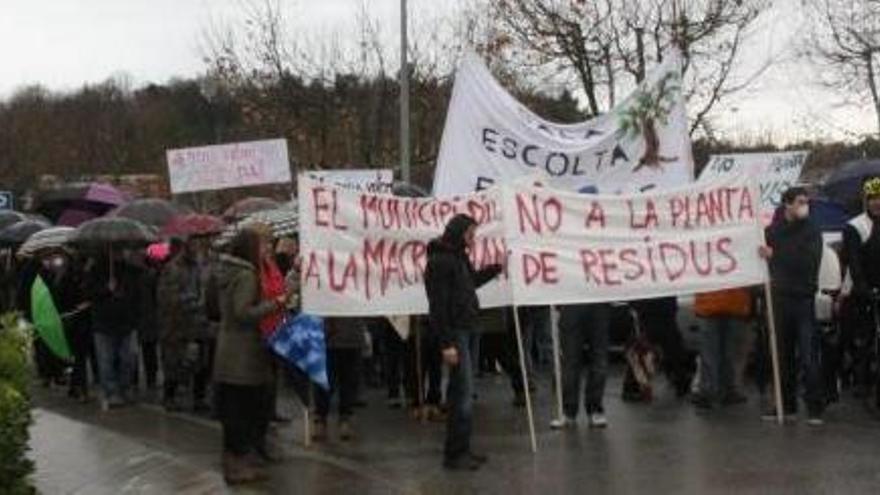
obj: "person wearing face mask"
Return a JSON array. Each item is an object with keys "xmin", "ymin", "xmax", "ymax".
[
  {"xmin": 44, "ymin": 251, "xmax": 93, "ymax": 401},
  {"xmin": 424, "ymin": 213, "xmax": 503, "ymax": 471},
  {"xmin": 19, "ymin": 252, "xmax": 70, "ymax": 388},
  {"xmin": 759, "ymin": 186, "xmax": 825, "ymax": 425},
  {"xmin": 839, "ymin": 177, "xmax": 880, "ymax": 403}
]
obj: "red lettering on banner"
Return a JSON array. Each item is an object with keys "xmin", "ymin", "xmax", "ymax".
[
  {"xmin": 708, "ymin": 190, "xmax": 726, "ymax": 223},
  {"xmin": 330, "ymin": 190, "xmax": 348, "ymax": 230},
  {"xmin": 628, "ymin": 199, "xmax": 659, "ymax": 229},
  {"xmin": 437, "ymin": 201, "xmax": 456, "ymax": 225},
  {"xmin": 738, "ymin": 188, "xmax": 755, "ymax": 220},
  {"xmin": 585, "ymin": 201, "xmax": 606, "ymax": 229},
  {"xmin": 303, "ymin": 251, "xmax": 321, "ymax": 288},
  {"xmin": 363, "ymin": 238, "xmax": 384, "ymax": 299},
  {"xmin": 619, "ymin": 248, "xmax": 645, "ymax": 281},
  {"xmin": 328, "ymin": 252, "xmax": 358, "ymax": 292},
  {"xmin": 597, "ymin": 249, "xmax": 622, "ymax": 286},
  {"xmin": 644, "ymin": 237, "xmax": 659, "ymax": 282},
  {"xmin": 523, "ymin": 253, "xmax": 541, "ymax": 285},
  {"xmin": 515, "ymin": 194, "xmax": 563, "ymax": 234},
  {"xmin": 522, "ymin": 251, "xmax": 558, "ymax": 285},
  {"xmin": 670, "ymin": 196, "xmax": 690, "ymax": 229},
  {"xmin": 690, "ymin": 240, "xmax": 713, "ymax": 276},
  {"xmin": 716, "ymin": 237, "xmax": 737, "ymax": 274},
  {"xmin": 360, "ymin": 238, "xmax": 435, "ymax": 299},
  {"xmin": 580, "ymin": 250, "xmax": 601, "ymax": 285},
  {"xmin": 696, "ymin": 193, "xmax": 714, "ymax": 226},
  {"xmin": 313, "ymin": 187, "xmax": 332, "ymax": 227},
  {"xmin": 659, "ymin": 242, "xmax": 688, "ymax": 281}
]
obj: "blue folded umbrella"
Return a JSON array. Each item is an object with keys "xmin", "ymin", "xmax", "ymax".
[{"xmin": 267, "ymin": 313, "xmax": 329, "ymax": 390}]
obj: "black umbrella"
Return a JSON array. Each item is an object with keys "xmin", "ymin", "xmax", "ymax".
[
  {"xmin": 0, "ymin": 219, "xmax": 51, "ymax": 247},
  {"xmin": 69, "ymin": 217, "xmax": 157, "ymax": 248},
  {"xmin": 109, "ymin": 198, "xmax": 185, "ymax": 229},
  {"xmin": 0, "ymin": 211, "xmax": 28, "ymax": 230},
  {"xmin": 821, "ymin": 159, "xmax": 880, "ymax": 213}
]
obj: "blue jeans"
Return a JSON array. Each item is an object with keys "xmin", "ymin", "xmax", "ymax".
[
  {"xmin": 445, "ymin": 331, "xmax": 474, "ymax": 461},
  {"xmin": 559, "ymin": 303, "xmax": 610, "ymax": 417},
  {"xmin": 775, "ymin": 295, "xmax": 824, "ymax": 415},
  {"xmin": 93, "ymin": 331, "xmax": 135, "ymax": 400},
  {"xmin": 698, "ymin": 317, "xmax": 745, "ymax": 399}
]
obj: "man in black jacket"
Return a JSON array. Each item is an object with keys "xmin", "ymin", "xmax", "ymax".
[
  {"xmin": 760, "ymin": 186, "xmax": 825, "ymax": 424},
  {"xmin": 424, "ymin": 214, "xmax": 502, "ymax": 471}
]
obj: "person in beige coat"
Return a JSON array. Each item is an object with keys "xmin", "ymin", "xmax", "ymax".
[{"xmin": 212, "ymin": 228, "xmax": 289, "ymax": 485}]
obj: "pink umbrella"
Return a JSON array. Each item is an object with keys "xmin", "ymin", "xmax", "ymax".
[{"xmin": 160, "ymin": 214, "xmax": 225, "ymax": 238}]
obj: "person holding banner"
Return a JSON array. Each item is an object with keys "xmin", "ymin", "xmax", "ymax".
[
  {"xmin": 424, "ymin": 213, "xmax": 503, "ymax": 471},
  {"xmin": 553, "ymin": 303, "xmax": 612, "ymax": 429},
  {"xmin": 760, "ymin": 187, "xmax": 825, "ymax": 425},
  {"xmin": 691, "ymin": 288, "xmax": 753, "ymax": 409}
]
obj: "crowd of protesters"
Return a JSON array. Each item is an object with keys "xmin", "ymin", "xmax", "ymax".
[{"xmin": 4, "ymin": 180, "xmax": 880, "ymax": 483}]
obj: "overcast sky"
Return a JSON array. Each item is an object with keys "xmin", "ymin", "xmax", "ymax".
[{"xmin": 0, "ymin": 0, "xmax": 874, "ymax": 143}]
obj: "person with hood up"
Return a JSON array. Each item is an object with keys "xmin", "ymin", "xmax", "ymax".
[
  {"xmin": 424, "ymin": 213, "xmax": 503, "ymax": 471},
  {"xmin": 840, "ymin": 177, "xmax": 880, "ymax": 402},
  {"xmin": 212, "ymin": 228, "xmax": 291, "ymax": 485},
  {"xmin": 759, "ymin": 186, "xmax": 825, "ymax": 425}
]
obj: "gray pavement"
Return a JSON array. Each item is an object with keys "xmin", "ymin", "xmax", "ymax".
[{"xmin": 29, "ymin": 369, "xmax": 880, "ymax": 495}]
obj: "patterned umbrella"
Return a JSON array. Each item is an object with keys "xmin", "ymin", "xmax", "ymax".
[
  {"xmin": 69, "ymin": 217, "xmax": 157, "ymax": 247},
  {"xmin": 0, "ymin": 211, "xmax": 28, "ymax": 230},
  {"xmin": 160, "ymin": 214, "xmax": 225, "ymax": 238},
  {"xmin": 17, "ymin": 227, "xmax": 76, "ymax": 258},
  {"xmin": 0, "ymin": 220, "xmax": 51, "ymax": 247},
  {"xmin": 110, "ymin": 198, "xmax": 185, "ymax": 228},
  {"xmin": 37, "ymin": 183, "xmax": 129, "ymax": 222},
  {"xmin": 217, "ymin": 203, "xmax": 298, "ymax": 245},
  {"xmin": 223, "ymin": 197, "xmax": 281, "ymax": 221}
]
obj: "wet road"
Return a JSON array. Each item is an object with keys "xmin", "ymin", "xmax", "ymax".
[{"xmin": 30, "ymin": 368, "xmax": 880, "ymax": 494}]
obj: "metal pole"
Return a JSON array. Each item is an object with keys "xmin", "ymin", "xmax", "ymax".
[{"xmin": 399, "ymin": 0, "xmax": 411, "ymax": 183}]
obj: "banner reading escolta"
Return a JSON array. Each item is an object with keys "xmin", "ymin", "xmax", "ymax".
[{"xmin": 433, "ymin": 51, "xmax": 693, "ymax": 196}]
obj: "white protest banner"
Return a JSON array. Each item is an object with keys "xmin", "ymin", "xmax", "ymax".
[
  {"xmin": 505, "ymin": 172, "xmax": 767, "ymax": 306},
  {"xmin": 304, "ymin": 169, "xmax": 393, "ymax": 193},
  {"xmin": 433, "ymin": 51, "xmax": 693, "ymax": 196},
  {"xmin": 167, "ymin": 139, "xmax": 291, "ymax": 194},
  {"xmin": 298, "ymin": 175, "xmax": 511, "ymax": 316},
  {"xmin": 699, "ymin": 151, "xmax": 808, "ymax": 224}
]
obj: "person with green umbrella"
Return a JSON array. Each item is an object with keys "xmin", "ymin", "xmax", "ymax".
[{"xmin": 16, "ymin": 251, "xmax": 71, "ymax": 388}]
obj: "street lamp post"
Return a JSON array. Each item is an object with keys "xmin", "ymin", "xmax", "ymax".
[{"xmin": 400, "ymin": 0, "xmax": 411, "ymax": 183}]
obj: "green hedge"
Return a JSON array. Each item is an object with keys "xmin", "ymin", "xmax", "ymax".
[{"xmin": 0, "ymin": 313, "xmax": 34, "ymax": 495}]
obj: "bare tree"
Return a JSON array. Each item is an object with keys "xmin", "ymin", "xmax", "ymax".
[
  {"xmin": 804, "ymin": 0, "xmax": 880, "ymax": 136},
  {"xmin": 487, "ymin": 0, "xmax": 771, "ymax": 134}
]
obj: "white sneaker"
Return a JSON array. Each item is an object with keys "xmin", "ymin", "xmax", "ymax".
[
  {"xmin": 550, "ymin": 416, "xmax": 577, "ymax": 430},
  {"xmin": 588, "ymin": 411, "xmax": 608, "ymax": 429}
]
